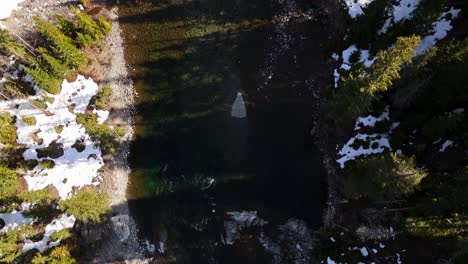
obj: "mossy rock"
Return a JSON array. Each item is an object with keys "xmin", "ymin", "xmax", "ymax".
[
  {"xmin": 71, "ymin": 139, "xmax": 86, "ymax": 152},
  {"xmin": 40, "ymin": 159, "xmax": 55, "ymax": 169},
  {"xmin": 22, "ymin": 159, "xmax": 39, "ymax": 170},
  {"xmin": 36, "ymin": 141, "xmax": 64, "ymax": 159},
  {"xmin": 22, "ymin": 115, "xmax": 37, "ymax": 126}
]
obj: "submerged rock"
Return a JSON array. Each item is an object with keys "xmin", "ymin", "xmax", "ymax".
[{"xmin": 223, "ymin": 211, "xmax": 268, "ymax": 245}]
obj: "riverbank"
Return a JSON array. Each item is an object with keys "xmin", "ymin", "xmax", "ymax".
[{"xmin": 1, "ymin": 0, "xmax": 150, "ymax": 262}]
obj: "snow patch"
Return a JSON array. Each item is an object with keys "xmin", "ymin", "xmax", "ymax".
[
  {"xmin": 0, "ymin": 75, "xmax": 109, "ymax": 199},
  {"xmin": 355, "ymin": 107, "xmax": 390, "ymax": 130},
  {"xmin": 23, "ymin": 214, "xmax": 76, "ymax": 252},
  {"xmin": 343, "ymin": 0, "xmax": 376, "ymax": 19},
  {"xmin": 337, "ymin": 133, "xmax": 391, "ymax": 168},
  {"xmin": 0, "ymin": 203, "xmax": 33, "ymax": 233},
  {"xmin": 439, "ymin": 140, "xmax": 453, "ymax": 152},
  {"xmin": 415, "ymin": 8, "xmax": 461, "ymax": 55},
  {"xmin": 0, "ymin": 0, "xmax": 26, "ymax": 20},
  {"xmin": 379, "ymin": 0, "xmax": 422, "ymax": 34}
]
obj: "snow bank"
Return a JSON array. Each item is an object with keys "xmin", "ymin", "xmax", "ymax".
[
  {"xmin": 0, "ymin": 75, "xmax": 108, "ymax": 198},
  {"xmin": 415, "ymin": 8, "xmax": 461, "ymax": 55},
  {"xmin": 0, "ymin": 0, "xmax": 26, "ymax": 20},
  {"xmin": 379, "ymin": 0, "xmax": 422, "ymax": 34},
  {"xmin": 23, "ymin": 214, "xmax": 76, "ymax": 252},
  {"xmin": 343, "ymin": 0, "xmax": 376, "ymax": 19}
]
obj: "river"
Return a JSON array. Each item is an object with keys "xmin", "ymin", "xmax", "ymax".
[{"xmin": 118, "ymin": 0, "xmax": 332, "ymax": 262}]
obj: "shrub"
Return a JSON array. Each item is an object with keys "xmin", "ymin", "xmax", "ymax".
[
  {"xmin": 94, "ymin": 86, "xmax": 112, "ymax": 110},
  {"xmin": 0, "ymin": 225, "xmax": 35, "ymax": 263},
  {"xmin": 2, "ymin": 79, "xmax": 36, "ymax": 98},
  {"xmin": 76, "ymin": 113, "xmax": 120, "ymax": 154},
  {"xmin": 19, "ymin": 189, "xmax": 53, "ymax": 204},
  {"xmin": 41, "ymin": 95, "xmax": 55, "ymax": 104},
  {"xmin": 50, "ymin": 229, "xmax": 71, "ymax": 242},
  {"xmin": 59, "ymin": 187, "xmax": 110, "ymax": 223},
  {"xmin": 0, "ymin": 165, "xmax": 19, "ymax": 199},
  {"xmin": 0, "ymin": 113, "xmax": 17, "ymax": 145},
  {"xmin": 22, "ymin": 115, "xmax": 37, "ymax": 126},
  {"xmin": 343, "ymin": 152, "xmax": 427, "ymax": 200},
  {"xmin": 40, "ymin": 159, "xmax": 55, "ymax": 169},
  {"xmin": 21, "ymin": 159, "xmax": 39, "ymax": 170},
  {"xmin": 32, "ymin": 245, "xmax": 77, "ymax": 264},
  {"xmin": 28, "ymin": 99, "xmax": 48, "ymax": 110}
]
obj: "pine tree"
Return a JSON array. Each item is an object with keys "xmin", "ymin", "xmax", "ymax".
[
  {"xmin": 37, "ymin": 47, "xmax": 70, "ymax": 79},
  {"xmin": 343, "ymin": 152, "xmax": 427, "ymax": 200},
  {"xmin": 73, "ymin": 8, "xmax": 104, "ymax": 47},
  {"xmin": 34, "ymin": 17, "xmax": 87, "ymax": 69},
  {"xmin": 59, "ymin": 187, "xmax": 110, "ymax": 223},
  {"xmin": 333, "ymin": 36, "xmax": 421, "ymax": 122},
  {"xmin": 24, "ymin": 64, "xmax": 62, "ymax": 94},
  {"xmin": 55, "ymin": 15, "xmax": 77, "ymax": 40}
]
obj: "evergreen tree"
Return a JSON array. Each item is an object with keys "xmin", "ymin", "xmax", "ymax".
[
  {"xmin": 24, "ymin": 64, "xmax": 62, "ymax": 94},
  {"xmin": 37, "ymin": 47, "xmax": 70, "ymax": 79},
  {"xmin": 333, "ymin": 36, "xmax": 421, "ymax": 122},
  {"xmin": 0, "ymin": 29, "xmax": 28, "ymax": 62},
  {"xmin": 0, "ymin": 113, "xmax": 17, "ymax": 145},
  {"xmin": 55, "ymin": 15, "xmax": 76, "ymax": 40},
  {"xmin": 59, "ymin": 187, "xmax": 110, "ymax": 223},
  {"xmin": 73, "ymin": 8, "xmax": 104, "ymax": 47},
  {"xmin": 0, "ymin": 225, "xmax": 34, "ymax": 263},
  {"xmin": 343, "ymin": 152, "xmax": 427, "ymax": 200},
  {"xmin": 34, "ymin": 17, "xmax": 87, "ymax": 69}
]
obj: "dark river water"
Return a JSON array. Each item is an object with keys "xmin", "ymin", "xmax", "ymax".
[{"xmin": 118, "ymin": 0, "xmax": 332, "ymax": 262}]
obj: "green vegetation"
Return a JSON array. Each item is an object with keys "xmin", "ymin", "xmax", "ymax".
[
  {"xmin": 40, "ymin": 159, "xmax": 56, "ymax": 169},
  {"xmin": 342, "ymin": 153, "xmax": 427, "ymax": 200},
  {"xmin": 59, "ymin": 187, "xmax": 110, "ymax": 222},
  {"xmin": 76, "ymin": 113, "xmax": 120, "ymax": 154},
  {"xmin": 0, "ymin": 113, "xmax": 17, "ymax": 145},
  {"xmin": 333, "ymin": 36, "xmax": 421, "ymax": 123},
  {"xmin": 28, "ymin": 99, "xmax": 48, "ymax": 110},
  {"xmin": 0, "ymin": 225, "xmax": 35, "ymax": 263},
  {"xmin": 0, "ymin": 29, "xmax": 28, "ymax": 62},
  {"xmin": 73, "ymin": 8, "xmax": 111, "ymax": 47},
  {"xmin": 94, "ymin": 86, "xmax": 112, "ymax": 110},
  {"xmin": 32, "ymin": 245, "xmax": 77, "ymax": 264},
  {"xmin": 0, "ymin": 165, "xmax": 19, "ymax": 200},
  {"xmin": 50, "ymin": 229, "xmax": 71, "ymax": 242},
  {"xmin": 22, "ymin": 115, "xmax": 37, "ymax": 126},
  {"xmin": 54, "ymin": 125, "xmax": 63, "ymax": 134},
  {"xmin": 36, "ymin": 141, "xmax": 64, "ymax": 159},
  {"xmin": 19, "ymin": 189, "xmax": 54, "ymax": 204},
  {"xmin": 34, "ymin": 17, "xmax": 87, "ymax": 70}
]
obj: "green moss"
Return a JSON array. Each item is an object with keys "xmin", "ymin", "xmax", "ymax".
[
  {"xmin": 28, "ymin": 99, "xmax": 48, "ymax": 110},
  {"xmin": 41, "ymin": 94, "xmax": 55, "ymax": 104},
  {"xmin": 22, "ymin": 116, "xmax": 37, "ymax": 126},
  {"xmin": 54, "ymin": 125, "xmax": 63, "ymax": 134},
  {"xmin": 22, "ymin": 159, "xmax": 39, "ymax": 170},
  {"xmin": 40, "ymin": 159, "xmax": 55, "ymax": 169},
  {"xmin": 36, "ymin": 141, "xmax": 64, "ymax": 159},
  {"xmin": 0, "ymin": 113, "xmax": 17, "ymax": 145}
]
